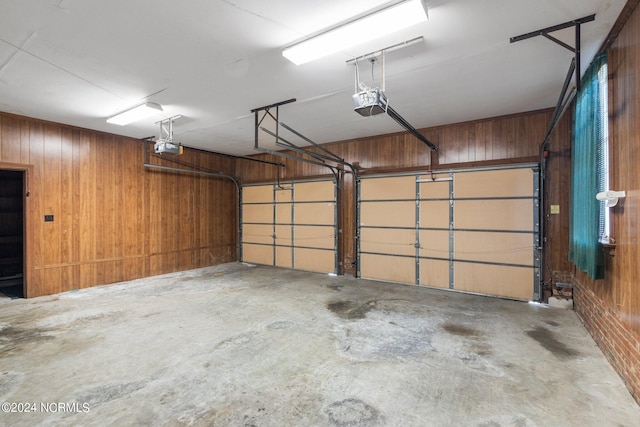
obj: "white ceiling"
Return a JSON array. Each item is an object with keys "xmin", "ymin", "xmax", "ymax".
[{"xmin": 0, "ymin": 0, "xmax": 626, "ymax": 155}]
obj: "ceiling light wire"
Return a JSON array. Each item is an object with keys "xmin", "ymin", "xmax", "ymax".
[
  {"xmin": 381, "ymin": 51, "xmax": 386, "ymax": 92},
  {"xmin": 354, "ymin": 58, "xmax": 361, "ymax": 93},
  {"xmin": 371, "ymin": 58, "xmax": 375, "ymax": 88}
]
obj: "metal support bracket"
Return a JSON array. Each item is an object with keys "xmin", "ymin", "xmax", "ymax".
[
  {"xmin": 510, "ymin": 14, "xmax": 595, "ymax": 92},
  {"xmin": 251, "ymin": 99, "xmax": 359, "ymax": 179}
]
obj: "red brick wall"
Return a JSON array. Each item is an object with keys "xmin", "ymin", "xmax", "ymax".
[{"xmin": 574, "ymin": 281, "xmax": 640, "ymax": 403}]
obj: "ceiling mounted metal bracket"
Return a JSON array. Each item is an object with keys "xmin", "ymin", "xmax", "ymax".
[
  {"xmin": 251, "ymin": 99, "xmax": 358, "ymax": 179},
  {"xmin": 154, "ymin": 114, "xmax": 184, "ymax": 154},
  {"xmin": 156, "ymin": 114, "xmax": 183, "ymax": 141},
  {"xmin": 345, "ymin": 36, "xmax": 424, "ymax": 65},
  {"xmin": 510, "ymin": 14, "xmax": 595, "ymax": 91}
]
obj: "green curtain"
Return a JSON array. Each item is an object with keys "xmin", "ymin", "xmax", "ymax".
[{"xmin": 569, "ymin": 53, "xmax": 606, "ymax": 279}]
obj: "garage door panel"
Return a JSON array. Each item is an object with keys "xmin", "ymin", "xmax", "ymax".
[
  {"xmin": 419, "ymin": 230, "xmax": 449, "ymax": 259},
  {"xmin": 242, "ymin": 243, "xmax": 273, "ymax": 266},
  {"xmin": 295, "ymin": 202, "xmax": 334, "ymax": 225},
  {"xmin": 454, "ymin": 199, "xmax": 533, "ymax": 230},
  {"xmin": 361, "ymin": 253, "xmax": 414, "ymax": 284},
  {"xmin": 419, "ymin": 179, "xmax": 450, "ymax": 199},
  {"xmin": 243, "ymin": 204, "xmax": 273, "ymax": 224},
  {"xmin": 455, "ymin": 263, "xmax": 533, "ymax": 301},
  {"xmin": 419, "ymin": 201, "xmax": 450, "ymax": 229},
  {"xmin": 361, "ymin": 228, "xmax": 415, "ymax": 257},
  {"xmin": 243, "ymin": 185, "xmax": 273, "ymax": 203},
  {"xmin": 294, "ymin": 181, "xmax": 334, "ymax": 201},
  {"xmin": 276, "ymin": 247, "xmax": 292, "ymax": 268},
  {"xmin": 294, "ymin": 226, "xmax": 334, "ymax": 249},
  {"xmin": 275, "ymin": 225, "xmax": 291, "ymax": 245},
  {"xmin": 275, "ymin": 189, "xmax": 292, "ymax": 203},
  {"xmin": 419, "ymin": 259, "xmax": 449, "ymax": 289},
  {"xmin": 455, "ymin": 169, "xmax": 533, "ymax": 198},
  {"xmin": 243, "ymin": 224, "xmax": 273, "ymax": 245},
  {"xmin": 275, "ymin": 204, "xmax": 292, "ymax": 224},
  {"xmin": 361, "ymin": 201, "xmax": 414, "ymax": 227},
  {"xmin": 359, "ymin": 167, "xmax": 537, "ymax": 301},
  {"xmin": 294, "ymin": 248, "xmax": 334, "ymax": 273},
  {"xmin": 361, "ymin": 176, "xmax": 416, "ymax": 200},
  {"xmin": 242, "ymin": 180, "xmax": 336, "ymax": 274},
  {"xmin": 454, "ymin": 231, "xmax": 533, "ymax": 266}
]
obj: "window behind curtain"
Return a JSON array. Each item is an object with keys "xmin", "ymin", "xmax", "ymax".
[
  {"xmin": 596, "ymin": 62, "xmax": 610, "ymax": 242},
  {"xmin": 569, "ymin": 53, "xmax": 607, "ymax": 280}
]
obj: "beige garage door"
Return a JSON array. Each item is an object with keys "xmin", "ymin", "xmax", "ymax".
[
  {"xmin": 359, "ymin": 165, "xmax": 540, "ymax": 301},
  {"xmin": 241, "ymin": 180, "xmax": 336, "ymax": 274}
]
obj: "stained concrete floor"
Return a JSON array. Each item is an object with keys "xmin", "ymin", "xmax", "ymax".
[{"xmin": 1, "ymin": 263, "xmax": 639, "ymax": 427}]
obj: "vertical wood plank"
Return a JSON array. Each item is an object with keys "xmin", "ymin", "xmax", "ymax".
[
  {"xmin": 60, "ymin": 127, "xmax": 73, "ymax": 286},
  {"xmin": 28, "ymin": 122, "xmax": 44, "ymax": 295},
  {"xmin": 43, "ymin": 125, "xmax": 62, "ymax": 266},
  {"xmin": 0, "ymin": 116, "xmax": 19, "ymax": 163},
  {"xmin": 20, "ymin": 119, "xmax": 30, "ymax": 164}
]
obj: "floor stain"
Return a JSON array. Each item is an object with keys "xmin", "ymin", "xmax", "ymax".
[
  {"xmin": 526, "ymin": 326, "xmax": 580, "ymax": 359},
  {"xmin": 472, "ymin": 342, "xmax": 493, "ymax": 356},
  {"xmin": 545, "ymin": 320, "xmax": 560, "ymax": 327},
  {"xmin": 326, "ymin": 398, "xmax": 382, "ymax": 426},
  {"xmin": 442, "ymin": 322, "xmax": 483, "ymax": 338},
  {"xmin": 442, "ymin": 322, "xmax": 494, "ymax": 358},
  {"xmin": 0, "ymin": 326, "xmax": 55, "ymax": 356},
  {"xmin": 327, "ymin": 300, "xmax": 376, "ymax": 320}
]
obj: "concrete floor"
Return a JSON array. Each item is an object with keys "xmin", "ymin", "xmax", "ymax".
[{"xmin": 1, "ymin": 263, "xmax": 638, "ymax": 427}]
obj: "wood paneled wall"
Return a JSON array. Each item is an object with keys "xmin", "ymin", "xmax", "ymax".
[
  {"xmin": 603, "ymin": 0, "xmax": 640, "ymax": 336},
  {"xmin": 543, "ymin": 113, "xmax": 573, "ymax": 283},
  {"xmin": 0, "ymin": 112, "xmax": 237, "ymax": 298},
  {"xmin": 238, "ymin": 109, "xmax": 563, "ymax": 276}
]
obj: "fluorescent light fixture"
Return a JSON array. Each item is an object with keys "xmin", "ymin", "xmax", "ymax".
[
  {"xmin": 106, "ymin": 102, "xmax": 163, "ymax": 126},
  {"xmin": 282, "ymin": 0, "xmax": 427, "ymax": 65}
]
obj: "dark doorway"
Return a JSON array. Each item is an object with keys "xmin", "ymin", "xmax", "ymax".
[{"xmin": 0, "ymin": 170, "xmax": 24, "ymax": 298}]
